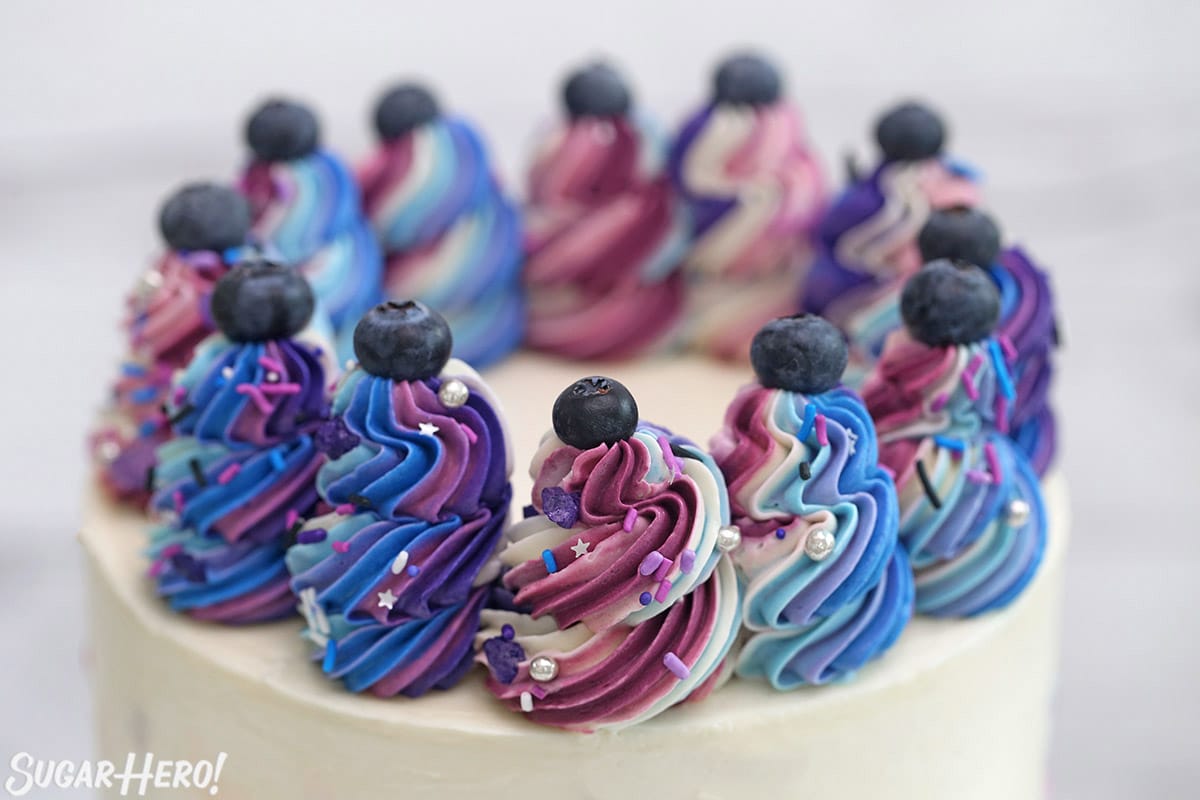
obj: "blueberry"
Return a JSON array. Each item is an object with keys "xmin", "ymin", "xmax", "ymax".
[
  {"xmin": 352, "ymin": 300, "xmax": 453, "ymax": 382},
  {"xmin": 917, "ymin": 207, "xmax": 1002, "ymax": 268},
  {"xmin": 245, "ymin": 98, "xmax": 320, "ymax": 162},
  {"xmin": 713, "ymin": 52, "xmax": 782, "ymax": 106},
  {"xmin": 374, "ymin": 83, "xmax": 441, "ymax": 141},
  {"xmin": 562, "ymin": 62, "xmax": 631, "ymax": 119},
  {"xmin": 158, "ymin": 182, "xmax": 251, "ymax": 253},
  {"xmin": 210, "ymin": 259, "xmax": 315, "ymax": 343},
  {"xmin": 900, "ymin": 259, "xmax": 1001, "ymax": 347},
  {"xmin": 552, "ymin": 376, "xmax": 638, "ymax": 450},
  {"xmin": 750, "ymin": 315, "xmax": 848, "ymax": 394},
  {"xmin": 875, "ymin": 101, "xmax": 945, "ymax": 163}
]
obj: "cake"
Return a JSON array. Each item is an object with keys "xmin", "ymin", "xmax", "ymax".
[{"xmin": 83, "ymin": 58, "xmax": 1065, "ymax": 800}]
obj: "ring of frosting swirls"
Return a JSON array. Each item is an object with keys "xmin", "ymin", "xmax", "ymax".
[
  {"xmin": 523, "ymin": 115, "xmax": 688, "ymax": 359},
  {"xmin": 711, "ymin": 385, "xmax": 900, "ymax": 628},
  {"xmin": 478, "ymin": 556, "xmax": 741, "ymax": 732},
  {"xmin": 241, "ymin": 150, "xmax": 383, "ymax": 332},
  {"xmin": 497, "ymin": 425, "xmax": 728, "ymax": 632},
  {"xmin": 317, "ymin": 359, "xmax": 511, "ymax": 522}
]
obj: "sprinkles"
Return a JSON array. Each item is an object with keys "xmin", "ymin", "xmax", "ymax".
[
  {"xmin": 799, "ymin": 461, "xmax": 812, "ymax": 480},
  {"xmin": 814, "ymin": 414, "xmax": 828, "ymax": 447},
  {"xmin": 639, "ymin": 551, "xmax": 665, "ymax": 576},
  {"xmin": 541, "ymin": 549, "xmax": 559, "ymax": 574},
  {"xmin": 188, "ymin": 458, "xmax": 207, "ymax": 488},
  {"xmin": 915, "ymin": 461, "xmax": 942, "ymax": 510},
  {"xmin": 623, "ymin": 508, "xmax": 637, "ymax": 532},
  {"xmin": 663, "ymin": 652, "xmax": 690, "ymax": 680},
  {"xmin": 216, "ymin": 463, "xmax": 241, "ymax": 485}
]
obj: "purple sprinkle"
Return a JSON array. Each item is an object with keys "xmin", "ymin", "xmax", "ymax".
[
  {"xmin": 501, "ymin": 624, "xmax": 515, "ymax": 641},
  {"xmin": 775, "ymin": 527, "xmax": 787, "ymax": 540},
  {"xmin": 999, "ymin": 335, "xmax": 1018, "ymax": 362},
  {"xmin": 658, "ymin": 435, "xmax": 683, "ymax": 478},
  {"xmin": 664, "ymin": 652, "xmax": 690, "ymax": 680},
  {"xmin": 639, "ymin": 592, "xmax": 652, "ymax": 606},
  {"xmin": 639, "ymin": 551, "xmax": 665, "ymax": 576},
  {"xmin": 542, "ymin": 487, "xmax": 581, "ymax": 529},
  {"xmin": 623, "ymin": 507, "xmax": 638, "ymax": 532},
  {"xmin": 406, "ymin": 564, "xmax": 420, "ymax": 577},
  {"xmin": 679, "ymin": 550, "xmax": 696, "ymax": 574},
  {"xmin": 296, "ymin": 528, "xmax": 327, "ymax": 544},
  {"xmin": 482, "ymin": 636, "xmax": 525, "ymax": 685}
]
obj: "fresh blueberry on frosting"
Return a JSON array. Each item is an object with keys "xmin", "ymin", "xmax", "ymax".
[
  {"xmin": 917, "ymin": 207, "xmax": 1003, "ymax": 268},
  {"xmin": 245, "ymin": 98, "xmax": 320, "ymax": 162},
  {"xmin": 562, "ymin": 62, "xmax": 631, "ymax": 118},
  {"xmin": 551, "ymin": 376, "xmax": 639, "ymax": 449},
  {"xmin": 900, "ymin": 259, "xmax": 1000, "ymax": 347},
  {"xmin": 874, "ymin": 101, "xmax": 946, "ymax": 163},
  {"xmin": 750, "ymin": 315, "xmax": 849, "ymax": 395},
  {"xmin": 210, "ymin": 260, "xmax": 315, "ymax": 343},
  {"xmin": 712, "ymin": 52, "xmax": 782, "ymax": 106},
  {"xmin": 374, "ymin": 83, "xmax": 441, "ymax": 141},
  {"xmin": 158, "ymin": 182, "xmax": 251, "ymax": 253},
  {"xmin": 352, "ymin": 300, "xmax": 453, "ymax": 382}
]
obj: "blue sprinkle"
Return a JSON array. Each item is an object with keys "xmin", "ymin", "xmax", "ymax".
[
  {"xmin": 138, "ymin": 420, "xmax": 159, "ymax": 438},
  {"xmin": 988, "ymin": 340, "xmax": 1016, "ymax": 401},
  {"xmin": 269, "ymin": 450, "xmax": 286, "ymax": 471},
  {"xmin": 121, "ymin": 363, "xmax": 148, "ymax": 378},
  {"xmin": 322, "ymin": 640, "xmax": 337, "ymax": 673},
  {"xmin": 797, "ymin": 403, "xmax": 817, "ymax": 442},
  {"xmin": 775, "ymin": 528, "xmax": 787, "ymax": 540},
  {"xmin": 934, "ymin": 435, "xmax": 966, "ymax": 452},
  {"xmin": 406, "ymin": 564, "xmax": 420, "ymax": 577},
  {"xmin": 639, "ymin": 592, "xmax": 652, "ymax": 606},
  {"xmin": 541, "ymin": 549, "xmax": 558, "ymax": 574},
  {"xmin": 130, "ymin": 386, "xmax": 159, "ymax": 404}
]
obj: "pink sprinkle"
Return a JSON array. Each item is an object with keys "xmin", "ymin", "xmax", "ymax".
[
  {"xmin": 285, "ymin": 509, "xmax": 299, "ymax": 529},
  {"xmin": 335, "ymin": 503, "xmax": 355, "ymax": 515},
  {"xmin": 658, "ymin": 435, "xmax": 682, "ymax": 478},
  {"xmin": 639, "ymin": 551, "xmax": 665, "ymax": 577},
  {"xmin": 653, "ymin": 557, "xmax": 674, "ymax": 581},
  {"xmin": 258, "ymin": 355, "xmax": 285, "ymax": 373},
  {"xmin": 623, "ymin": 508, "xmax": 637, "ymax": 532},
  {"xmin": 161, "ymin": 544, "xmax": 183, "ymax": 559},
  {"xmin": 172, "ymin": 490, "xmax": 184, "ymax": 515},
  {"xmin": 331, "ymin": 541, "xmax": 350, "ymax": 554},
  {"xmin": 462, "ymin": 425, "xmax": 478, "ymax": 445},
  {"xmin": 236, "ymin": 383, "xmax": 273, "ymax": 413},
  {"xmin": 530, "ymin": 685, "xmax": 547, "ymax": 700},
  {"xmin": 654, "ymin": 579, "xmax": 673, "ymax": 603},
  {"xmin": 663, "ymin": 652, "xmax": 690, "ymax": 680},
  {"xmin": 931, "ymin": 393, "xmax": 949, "ymax": 412},
  {"xmin": 147, "ymin": 560, "xmax": 165, "ymax": 578},
  {"xmin": 260, "ymin": 382, "xmax": 301, "ymax": 395},
  {"xmin": 995, "ymin": 396, "xmax": 1010, "ymax": 434},
  {"xmin": 961, "ymin": 372, "xmax": 980, "ymax": 401},
  {"xmin": 984, "ymin": 442, "xmax": 1003, "ymax": 484},
  {"xmin": 965, "ymin": 354, "xmax": 984, "ymax": 379},
  {"xmin": 172, "ymin": 386, "xmax": 187, "ymax": 404},
  {"xmin": 966, "ymin": 469, "xmax": 992, "ymax": 484},
  {"xmin": 680, "ymin": 550, "xmax": 696, "ymax": 574},
  {"xmin": 815, "ymin": 414, "xmax": 828, "ymax": 447},
  {"xmin": 217, "ymin": 463, "xmax": 241, "ymax": 485},
  {"xmin": 999, "ymin": 335, "xmax": 1018, "ymax": 362}
]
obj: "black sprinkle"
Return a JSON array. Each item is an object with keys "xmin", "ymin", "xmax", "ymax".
[
  {"xmin": 799, "ymin": 461, "xmax": 812, "ymax": 480},
  {"xmin": 670, "ymin": 443, "xmax": 699, "ymax": 462},
  {"xmin": 189, "ymin": 458, "xmax": 208, "ymax": 488},
  {"xmin": 915, "ymin": 461, "xmax": 942, "ymax": 510},
  {"xmin": 144, "ymin": 465, "xmax": 156, "ymax": 494},
  {"xmin": 844, "ymin": 151, "xmax": 860, "ymax": 183},
  {"xmin": 348, "ymin": 493, "xmax": 373, "ymax": 509},
  {"xmin": 167, "ymin": 402, "xmax": 196, "ymax": 426}
]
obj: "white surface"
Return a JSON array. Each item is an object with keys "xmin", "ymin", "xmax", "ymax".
[
  {"xmin": 0, "ymin": 1, "xmax": 1198, "ymax": 797},
  {"xmin": 82, "ymin": 474, "xmax": 1066, "ymax": 800}
]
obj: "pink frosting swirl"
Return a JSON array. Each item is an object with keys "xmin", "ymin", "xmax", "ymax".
[{"xmin": 127, "ymin": 251, "xmax": 229, "ymax": 367}]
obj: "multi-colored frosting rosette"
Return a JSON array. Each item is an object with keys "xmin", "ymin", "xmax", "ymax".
[
  {"xmin": 287, "ymin": 300, "xmax": 513, "ymax": 697},
  {"xmin": 711, "ymin": 315, "xmax": 912, "ymax": 688},
  {"xmin": 146, "ymin": 261, "xmax": 333, "ymax": 623},
  {"xmin": 93, "ymin": 182, "xmax": 255, "ymax": 505},
  {"xmin": 239, "ymin": 98, "xmax": 384, "ymax": 356},
  {"xmin": 522, "ymin": 62, "xmax": 689, "ymax": 359},
  {"xmin": 862, "ymin": 260, "xmax": 1047, "ymax": 617},
  {"xmin": 915, "ymin": 208, "xmax": 1059, "ymax": 475},
  {"xmin": 668, "ymin": 52, "xmax": 827, "ymax": 360},
  {"xmin": 359, "ymin": 83, "xmax": 524, "ymax": 368},
  {"xmin": 477, "ymin": 377, "xmax": 741, "ymax": 732},
  {"xmin": 801, "ymin": 102, "xmax": 981, "ymax": 384}
]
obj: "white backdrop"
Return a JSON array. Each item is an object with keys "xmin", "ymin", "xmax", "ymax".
[{"xmin": 2, "ymin": 1, "xmax": 1198, "ymax": 797}]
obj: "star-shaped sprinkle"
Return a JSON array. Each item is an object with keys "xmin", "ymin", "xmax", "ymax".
[
  {"xmin": 570, "ymin": 538, "xmax": 591, "ymax": 559},
  {"xmin": 377, "ymin": 589, "xmax": 397, "ymax": 610},
  {"xmin": 418, "ymin": 422, "xmax": 440, "ymax": 437}
]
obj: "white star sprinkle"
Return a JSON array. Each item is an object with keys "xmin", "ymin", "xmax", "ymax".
[
  {"xmin": 377, "ymin": 589, "xmax": 398, "ymax": 610},
  {"xmin": 418, "ymin": 422, "xmax": 440, "ymax": 437},
  {"xmin": 570, "ymin": 538, "xmax": 591, "ymax": 559}
]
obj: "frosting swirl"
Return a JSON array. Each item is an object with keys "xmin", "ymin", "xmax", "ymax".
[
  {"xmin": 359, "ymin": 117, "xmax": 524, "ymax": 368},
  {"xmin": 523, "ymin": 115, "xmax": 688, "ymax": 359},
  {"xmin": 710, "ymin": 384, "xmax": 912, "ymax": 686},
  {"xmin": 863, "ymin": 330, "xmax": 1047, "ymax": 616},
  {"xmin": 669, "ymin": 101, "xmax": 826, "ymax": 359}
]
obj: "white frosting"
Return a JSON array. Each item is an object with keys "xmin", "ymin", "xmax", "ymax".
[{"xmin": 83, "ymin": 352, "xmax": 1066, "ymax": 799}]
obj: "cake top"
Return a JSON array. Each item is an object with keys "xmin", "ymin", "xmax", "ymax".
[
  {"xmin": 158, "ymin": 182, "xmax": 252, "ymax": 253},
  {"xmin": 246, "ymin": 98, "xmax": 320, "ymax": 161},
  {"xmin": 210, "ymin": 260, "xmax": 315, "ymax": 343},
  {"xmin": 562, "ymin": 62, "xmax": 631, "ymax": 119},
  {"xmin": 749, "ymin": 315, "xmax": 849, "ymax": 395},
  {"xmin": 712, "ymin": 51, "xmax": 782, "ymax": 106},
  {"xmin": 374, "ymin": 82, "xmax": 441, "ymax": 141},
  {"xmin": 351, "ymin": 299, "xmax": 453, "ymax": 382},
  {"xmin": 874, "ymin": 101, "xmax": 945, "ymax": 163},
  {"xmin": 900, "ymin": 259, "xmax": 1001, "ymax": 346},
  {"xmin": 551, "ymin": 376, "xmax": 639, "ymax": 449},
  {"xmin": 918, "ymin": 207, "xmax": 1003, "ymax": 267}
]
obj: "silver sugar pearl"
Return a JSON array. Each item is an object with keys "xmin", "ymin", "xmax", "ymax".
[
  {"xmin": 804, "ymin": 529, "xmax": 836, "ymax": 561},
  {"xmin": 97, "ymin": 441, "xmax": 121, "ymax": 464},
  {"xmin": 1007, "ymin": 498, "xmax": 1031, "ymax": 528},
  {"xmin": 716, "ymin": 525, "xmax": 742, "ymax": 553},
  {"xmin": 438, "ymin": 378, "xmax": 470, "ymax": 408},
  {"xmin": 529, "ymin": 655, "xmax": 558, "ymax": 683},
  {"xmin": 141, "ymin": 270, "xmax": 163, "ymax": 290}
]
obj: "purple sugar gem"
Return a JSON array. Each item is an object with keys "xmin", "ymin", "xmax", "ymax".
[
  {"xmin": 314, "ymin": 418, "xmax": 360, "ymax": 459},
  {"xmin": 170, "ymin": 552, "xmax": 206, "ymax": 584},
  {"xmin": 541, "ymin": 487, "xmax": 581, "ymax": 529},
  {"xmin": 482, "ymin": 636, "xmax": 526, "ymax": 685}
]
